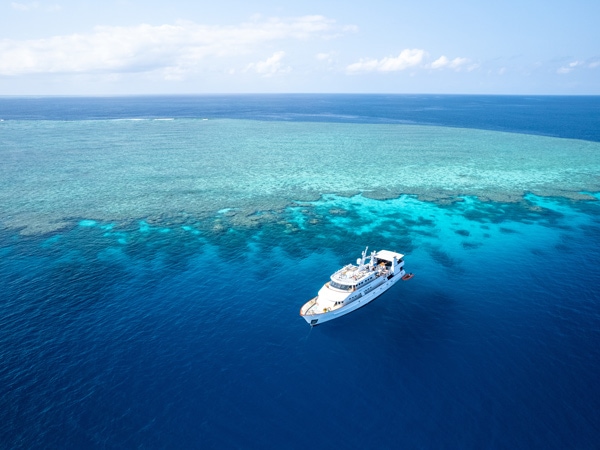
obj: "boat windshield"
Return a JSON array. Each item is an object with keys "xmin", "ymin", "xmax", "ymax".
[{"xmin": 329, "ymin": 280, "xmax": 353, "ymax": 291}]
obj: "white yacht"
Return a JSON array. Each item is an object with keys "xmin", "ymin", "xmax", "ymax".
[{"xmin": 300, "ymin": 247, "xmax": 412, "ymax": 326}]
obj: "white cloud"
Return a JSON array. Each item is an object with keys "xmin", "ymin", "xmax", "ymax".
[
  {"xmin": 244, "ymin": 51, "xmax": 290, "ymax": 77},
  {"xmin": 315, "ymin": 52, "xmax": 338, "ymax": 65},
  {"xmin": 430, "ymin": 55, "xmax": 471, "ymax": 70},
  {"xmin": 346, "ymin": 49, "xmax": 426, "ymax": 73},
  {"xmin": 556, "ymin": 59, "xmax": 600, "ymax": 73},
  {"xmin": 0, "ymin": 16, "xmax": 345, "ymax": 77},
  {"xmin": 346, "ymin": 49, "xmax": 477, "ymax": 74},
  {"xmin": 557, "ymin": 60, "xmax": 584, "ymax": 74},
  {"xmin": 431, "ymin": 55, "xmax": 449, "ymax": 69},
  {"xmin": 11, "ymin": 1, "xmax": 36, "ymax": 11}
]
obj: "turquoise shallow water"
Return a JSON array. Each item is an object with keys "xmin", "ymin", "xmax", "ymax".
[
  {"xmin": 1, "ymin": 95, "xmax": 599, "ymax": 448},
  {"xmin": 2, "ymin": 118, "xmax": 600, "ymax": 235}
]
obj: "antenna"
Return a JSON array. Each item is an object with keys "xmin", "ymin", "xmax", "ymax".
[
  {"xmin": 369, "ymin": 250, "xmax": 377, "ymax": 268},
  {"xmin": 360, "ymin": 246, "xmax": 368, "ymax": 268}
]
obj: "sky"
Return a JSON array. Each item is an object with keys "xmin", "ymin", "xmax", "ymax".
[{"xmin": 0, "ymin": 0, "xmax": 599, "ymax": 95}]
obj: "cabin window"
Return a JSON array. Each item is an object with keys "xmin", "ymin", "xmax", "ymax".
[
  {"xmin": 361, "ymin": 277, "xmax": 374, "ymax": 286},
  {"xmin": 329, "ymin": 280, "xmax": 353, "ymax": 291}
]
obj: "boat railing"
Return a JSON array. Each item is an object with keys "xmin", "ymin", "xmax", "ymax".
[{"xmin": 300, "ymin": 297, "xmax": 318, "ymax": 316}]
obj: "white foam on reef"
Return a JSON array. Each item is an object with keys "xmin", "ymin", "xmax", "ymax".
[{"xmin": 1, "ymin": 119, "xmax": 600, "ymax": 235}]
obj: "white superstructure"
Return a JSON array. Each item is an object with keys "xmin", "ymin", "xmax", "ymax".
[{"xmin": 300, "ymin": 247, "xmax": 408, "ymax": 326}]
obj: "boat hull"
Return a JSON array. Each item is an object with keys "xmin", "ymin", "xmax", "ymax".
[{"xmin": 300, "ymin": 272, "xmax": 403, "ymax": 325}]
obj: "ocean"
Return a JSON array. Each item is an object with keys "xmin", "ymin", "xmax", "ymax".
[{"xmin": 1, "ymin": 95, "xmax": 599, "ymax": 449}]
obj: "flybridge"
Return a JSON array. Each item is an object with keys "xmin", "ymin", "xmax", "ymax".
[
  {"xmin": 330, "ymin": 247, "xmax": 404, "ymax": 287},
  {"xmin": 374, "ymin": 250, "xmax": 404, "ymax": 263}
]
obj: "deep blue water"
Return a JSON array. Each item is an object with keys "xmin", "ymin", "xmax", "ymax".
[
  {"xmin": 1, "ymin": 95, "xmax": 600, "ymax": 449},
  {"xmin": 1, "ymin": 94, "xmax": 600, "ymax": 141}
]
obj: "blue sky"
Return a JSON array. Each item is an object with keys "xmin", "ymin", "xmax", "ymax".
[{"xmin": 1, "ymin": 0, "xmax": 599, "ymax": 95}]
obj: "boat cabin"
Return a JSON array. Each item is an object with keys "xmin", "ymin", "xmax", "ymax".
[{"xmin": 328, "ymin": 249, "xmax": 404, "ymax": 292}]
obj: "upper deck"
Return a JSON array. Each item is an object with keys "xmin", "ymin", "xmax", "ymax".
[
  {"xmin": 329, "ymin": 249, "xmax": 404, "ymax": 289},
  {"xmin": 375, "ymin": 250, "xmax": 404, "ymax": 262},
  {"xmin": 331, "ymin": 264, "xmax": 371, "ymax": 285}
]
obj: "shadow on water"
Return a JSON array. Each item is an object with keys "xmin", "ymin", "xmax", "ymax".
[
  {"xmin": 458, "ymin": 198, "xmax": 565, "ymax": 227},
  {"xmin": 462, "ymin": 241, "xmax": 482, "ymax": 250},
  {"xmin": 426, "ymin": 247, "xmax": 463, "ymax": 274}
]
